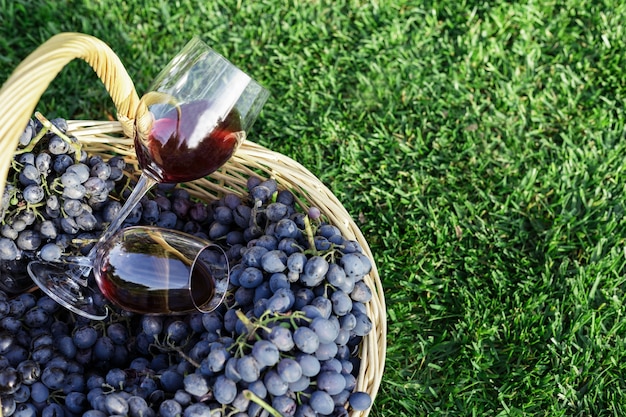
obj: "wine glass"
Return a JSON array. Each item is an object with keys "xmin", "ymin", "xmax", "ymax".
[
  {"xmin": 29, "ymin": 226, "xmax": 230, "ymax": 318},
  {"xmin": 27, "ymin": 37, "xmax": 269, "ymax": 319}
]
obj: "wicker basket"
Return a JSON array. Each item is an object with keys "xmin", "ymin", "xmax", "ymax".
[{"xmin": 0, "ymin": 33, "xmax": 386, "ymax": 416}]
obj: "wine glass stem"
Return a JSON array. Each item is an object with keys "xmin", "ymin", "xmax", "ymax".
[{"xmin": 74, "ymin": 172, "xmax": 159, "ymax": 277}]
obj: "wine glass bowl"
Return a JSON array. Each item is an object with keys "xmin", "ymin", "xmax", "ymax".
[
  {"xmin": 135, "ymin": 37, "xmax": 269, "ymax": 184},
  {"xmin": 94, "ymin": 226, "xmax": 229, "ymax": 315}
]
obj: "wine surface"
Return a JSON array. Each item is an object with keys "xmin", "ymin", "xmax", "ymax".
[
  {"xmin": 95, "ymin": 232, "xmax": 215, "ymax": 314},
  {"xmin": 136, "ymin": 100, "xmax": 243, "ymax": 183}
]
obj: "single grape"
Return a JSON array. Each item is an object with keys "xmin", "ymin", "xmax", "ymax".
[
  {"xmin": 30, "ymin": 381, "xmax": 49, "ymax": 403},
  {"xmin": 238, "ymin": 267, "xmax": 265, "ymax": 289},
  {"xmin": 104, "ymin": 392, "xmax": 130, "ymax": 415},
  {"xmin": 277, "ymin": 358, "xmax": 302, "ymax": 383},
  {"xmin": 0, "ymin": 239, "xmax": 19, "ymax": 261},
  {"xmin": 296, "ymin": 353, "xmax": 320, "ymax": 377},
  {"xmin": 264, "ymin": 369, "xmax": 288, "ymax": 396},
  {"xmin": 236, "ymin": 355, "xmax": 260, "ymax": 383},
  {"xmin": 40, "ymin": 366, "xmax": 65, "ymax": 390},
  {"xmin": 309, "ymin": 390, "xmax": 335, "ymax": 415},
  {"xmin": 307, "ymin": 206, "xmax": 321, "ymax": 220},
  {"xmin": 300, "ymin": 256, "xmax": 329, "ymax": 287},
  {"xmin": 159, "ymin": 399, "xmax": 183, "ymax": 417},
  {"xmin": 352, "ymin": 311, "xmax": 373, "ymax": 336},
  {"xmin": 126, "ymin": 396, "xmax": 151, "ymax": 417},
  {"xmin": 349, "ymin": 391, "xmax": 373, "ymax": 411},
  {"xmin": 213, "ymin": 375, "xmax": 237, "ymax": 404},
  {"xmin": 252, "ymin": 340, "xmax": 280, "ymax": 367},
  {"xmin": 351, "ymin": 280, "xmax": 373, "ymax": 303},
  {"xmin": 22, "ymin": 184, "xmax": 44, "ymax": 204},
  {"xmin": 274, "ymin": 218, "xmax": 299, "ymax": 239},
  {"xmin": 310, "ymin": 317, "xmax": 340, "ymax": 344},
  {"xmin": 183, "ymin": 402, "xmax": 212, "ymax": 417},
  {"xmin": 18, "ymin": 164, "xmax": 41, "ymax": 186},
  {"xmin": 66, "ymin": 163, "xmax": 90, "ymax": 183},
  {"xmin": 272, "ymin": 395, "xmax": 297, "ymax": 416},
  {"xmin": 260, "ymin": 249, "xmax": 287, "ymax": 273},
  {"xmin": 16, "ymin": 230, "xmax": 41, "ymax": 251},
  {"xmin": 293, "ymin": 327, "xmax": 320, "ymax": 354},
  {"xmin": 315, "ymin": 342, "xmax": 339, "ymax": 361},
  {"xmin": 73, "ymin": 326, "xmax": 98, "ymax": 349}
]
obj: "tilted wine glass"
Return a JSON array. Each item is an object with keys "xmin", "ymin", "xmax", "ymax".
[{"xmin": 27, "ymin": 37, "xmax": 269, "ymax": 319}]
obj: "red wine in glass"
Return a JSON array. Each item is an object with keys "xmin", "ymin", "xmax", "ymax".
[{"xmin": 136, "ymin": 100, "xmax": 244, "ymax": 183}]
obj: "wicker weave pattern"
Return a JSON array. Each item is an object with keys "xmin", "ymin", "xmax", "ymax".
[{"xmin": 0, "ymin": 33, "xmax": 386, "ymax": 417}]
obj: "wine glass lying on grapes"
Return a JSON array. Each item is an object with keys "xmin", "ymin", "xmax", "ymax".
[
  {"xmin": 30, "ymin": 226, "xmax": 230, "ymax": 317},
  {"xmin": 27, "ymin": 37, "xmax": 269, "ymax": 319}
]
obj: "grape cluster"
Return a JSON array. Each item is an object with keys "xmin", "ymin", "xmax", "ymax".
[
  {"xmin": 0, "ymin": 114, "xmax": 127, "ymax": 293},
  {"xmin": 0, "ymin": 114, "xmax": 376, "ymax": 416}
]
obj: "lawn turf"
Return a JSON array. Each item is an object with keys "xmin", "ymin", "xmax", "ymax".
[{"xmin": 3, "ymin": 0, "xmax": 626, "ymax": 415}]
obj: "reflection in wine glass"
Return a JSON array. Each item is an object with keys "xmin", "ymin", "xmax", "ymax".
[{"xmin": 27, "ymin": 38, "xmax": 269, "ymax": 319}]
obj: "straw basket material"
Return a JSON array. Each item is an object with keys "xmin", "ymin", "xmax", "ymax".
[{"xmin": 0, "ymin": 33, "xmax": 386, "ymax": 416}]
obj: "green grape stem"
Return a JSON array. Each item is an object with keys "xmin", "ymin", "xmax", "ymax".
[
  {"xmin": 303, "ymin": 214, "xmax": 317, "ymax": 254},
  {"xmin": 242, "ymin": 390, "xmax": 283, "ymax": 417},
  {"xmin": 34, "ymin": 112, "xmax": 83, "ymax": 160}
]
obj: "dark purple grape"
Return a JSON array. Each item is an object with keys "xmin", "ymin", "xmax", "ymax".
[
  {"xmin": 263, "ymin": 369, "xmax": 288, "ymax": 396},
  {"xmin": 18, "ymin": 164, "xmax": 40, "ymax": 186},
  {"xmin": 16, "ymin": 230, "xmax": 40, "ymax": 251},
  {"xmin": 104, "ymin": 392, "xmax": 129, "ymax": 415},
  {"xmin": 260, "ymin": 250, "xmax": 287, "ymax": 273},
  {"xmin": 300, "ymin": 256, "xmax": 329, "ymax": 287},
  {"xmin": 66, "ymin": 163, "xmax": 90, "ymax": 183},
  {"xmin": 266, "ymin": 288, "xmax": 295, "ymax": 313},
  {"xmin": 274, "ymin": 218, "xmax": 299, "ymax": 239},
  {"xmin": 0, "ymin": 367, "xmax": 21, "ymax": 394},
  {"xmin": 73, "ymin": 326, "xmax": 98, "ymax": 349},
  {"xmin": 159, "ymin": 399, "xmax": 182, "ymax": 417},
  {"xmin": 252, "ymin": 340, "xmax": 280, "ymax": 367},
  {"xmin": 269, "ymin": 273, "xmax": 290, "ymax": 292},
  {"xmin": 213, "ymin": 375, "xmax": 237, "ymax": 404},
  {"xmin": 277, "ymin": 358, "xmax": 302, "ymax": 383},
  {"xmin": 53, "ymin": 154, "xmax": 73, "ymax": 173},
  {"xmin": 22, "ymin": 184, "xmax": 44, "ymax": 204},
  {"xmin": 296, "ymin": 353, "xmax": 320, "ymax": 377},
  {"xmin": 310, "ymin": 317, "xmax": 340, "ymax": 344},
  {"xmin": 157, "ymin": 211, "xmax": 178, "ymax": 229},
  {"xmin": 349, "ymin": 391, "xmax": 372, "ymax": 411},
  {"xmin": 236, "ymin": 355, "xmax": 260, "ymax": 383},
  {"xmin": 183, "ymin": 372, "xmax": 209, "ymax": 397},
  {"xmin": 352, "ymin": 311, "xmax": 373, "ymax": 337},
  {"xmin": 315, "ymin": 342, "xmax": 339, "ymax": 361},
  {"xmin": 351, "ymin": 280, "xmax": 373, "ymax": 302},
  {"xmin": 309, "ymin": 390, "xmax": 334, "ymax": 415},
  {"xmin": 165, "ymin": 321, "xmax": 189, "ymax": 344},
  {"xmin": 65, "ymin": 391, "xmax": 87, "ymax": 414},
  {"xmin": 272, "ymin": 395, "xmax": 297, "ymax": 416},
  {"xmin": 238, "ymin": 267, "xmax": 265, "ymax": 289},
  {"xmin": 293, "ymin": 327, "xmax": 319, "ymax": 354},
  {"xmin": 242, "ymin": 246, "xmax": 268, "ymax": 268},
  {"xmin": 30, "ymin": 381, "xmax": 49, "ymax": 403},
  {"xmin": 40, "ymin": 367, "xmax": 65, "ymax": 390}
]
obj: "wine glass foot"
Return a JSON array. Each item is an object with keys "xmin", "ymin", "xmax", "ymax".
[{"xmin": 27, "ymin": 261, "xmax": 108, "ymax": 320}]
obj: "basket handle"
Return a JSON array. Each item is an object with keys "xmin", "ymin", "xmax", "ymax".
[{"xmin": 0, "ymin": 32, "xmax": 146, "ymax": 197}]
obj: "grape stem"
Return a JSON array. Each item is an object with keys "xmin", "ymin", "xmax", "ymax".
[
  {"xmin": 34, "ymin": 112, "xmax": 83, "ymax": 160},
  {"xmin": 303, "ymin": 215, "xmax": 317, "ymax": 254},
  {"xmin": 242, "ymin": 389, "xmax": 283, "ymax": 417}
]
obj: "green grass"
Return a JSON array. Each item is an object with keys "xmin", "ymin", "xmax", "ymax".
[{"xmin": 4, "ymin": 0, "xmax": 626, "ymax": 415}]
